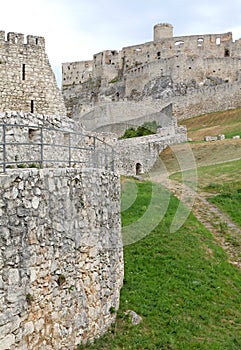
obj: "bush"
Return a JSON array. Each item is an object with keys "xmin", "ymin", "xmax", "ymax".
[{"xmin": 119, "ymin": 121, "xmax": 158, "ymax": 139}]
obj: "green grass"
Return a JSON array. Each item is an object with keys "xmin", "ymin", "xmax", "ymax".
[
  {"xmin": 78, "ymin": 180, "xmax": 241, "ymax": 350},
  {"xmin": 170, "ymin": 159, "xmax": 241, "ymax": 192},
  {"xmin": 209, "ymin": 189, "xmax": 241, "ymax": 228}
]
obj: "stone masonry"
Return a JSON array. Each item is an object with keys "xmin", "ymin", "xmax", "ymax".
[
  {"xmin": 0, "ymin": 168, "xmax": 123, "ymax": 350},
  {"xmin": 62, "ymin": 23, "xmax": 241, "ymax": 123},
  {"xmin": 0, "ymin": 31, "xmax": 66, "ymax": 116}
]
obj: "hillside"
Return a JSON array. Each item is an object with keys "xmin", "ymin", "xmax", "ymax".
[
  {"xmin": 183, "ymin": 107, "xmax": 241, "ymax": 141},
  {"xmin": 79, "ymin": 108, "xmax": 241, "ymax": 349}
]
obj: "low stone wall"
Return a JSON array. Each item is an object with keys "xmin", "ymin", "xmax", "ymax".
[
  {"xmin": 114, "ymin": 126, "xmax": 187, "ymax": 175},
  {"xmin": 0, "ymin": 112, "xmax": 114, "ymax": 172},
  {"xmin": 0, "ymin": 168, "xmax": 123, "ymax": 350}
]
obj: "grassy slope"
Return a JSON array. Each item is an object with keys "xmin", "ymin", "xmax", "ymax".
[
  {"xmin": 79, "ymin": 181, "xmax": 241, "ymax": 350},
  {"xmin": 181, "ymin": 107, "xmax": 241, "ymax": 141},
  {"xmin": 79, "ymin": 109, "xmax": 241, "ymax": 349}
]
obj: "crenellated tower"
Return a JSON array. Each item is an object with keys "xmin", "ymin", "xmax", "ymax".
[{"xmin": 0, "ymin": 31, "xmax": 66, "ymax": 116}]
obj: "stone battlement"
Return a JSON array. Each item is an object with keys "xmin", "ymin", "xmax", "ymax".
[{"xmin": 0, "ymin": 31, "xmax": 45, "ymax": 49}]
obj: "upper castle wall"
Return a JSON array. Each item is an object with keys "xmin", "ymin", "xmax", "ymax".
[
  {"xmin": 0, "ymin": 30, "xmax": 66, "ymax": 116},
  {"xmin": 62, "ymin": 60, "xmax": 93, "ymax": 86},
  {"xmin": 62, "ymin": 24, "xmax": 236, "ymax": 90}
]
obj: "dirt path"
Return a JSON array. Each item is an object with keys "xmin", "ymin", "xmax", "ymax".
[{"xmin": 150, "ymin": 172, "xmax": 241, "ymax": 270}]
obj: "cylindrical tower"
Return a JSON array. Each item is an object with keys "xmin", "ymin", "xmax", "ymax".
[{"xmin": 154, "ymin": 23, "xmax": 173, "ymax": 41}]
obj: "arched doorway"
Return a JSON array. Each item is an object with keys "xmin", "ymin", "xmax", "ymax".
[{"xmin": 136, "ymin": 163, "xmax": 143, "ymax": 175}]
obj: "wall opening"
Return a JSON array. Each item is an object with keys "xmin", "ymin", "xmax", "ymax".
[
  {"xmin": 31, "ymin": 100, "xmax": 34, "ymax": 113},
  {"xmin": 197, "ymin": 38, "xmax": 204, "ymax": 47},
  {"xmin": 224, "ymin": 49, "xmax": 230, "ymax": 57},
  {"xmin": 216, "ymin": 37, "xmax": 221, "ymax": 45},
  {"xmin": 136, "ymin": 163, "xmax": 143, "ymax": 175},
  {"xmin": 175, "ymin": 40, "xmax": 184, "ymax": 46},
  {"xmin": 28, "ymin": 128, "xmax": 40, "ymax": 142},
  {"xmin": 22, "ymin": 64, "xmax": 25, "ymax": 80},
  {"xmin": 36, "ymin": 38, "xmax": 38, "ymax": 45}
]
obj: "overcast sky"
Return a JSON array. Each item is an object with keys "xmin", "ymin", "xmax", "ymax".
[{"xmin": 1, "ymin": 0, "xmax": 241, "ymax": 86}]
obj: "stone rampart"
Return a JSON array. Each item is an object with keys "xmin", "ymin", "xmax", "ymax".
[
  {"xmin": 172, "ymin": 80, "xmax": 241, "ymax": 118},
  {"xmin": 113, "ymin": 126, "xmax": 187, "ymax": 175},
  {"xmin": 0, "ymin": 167, "xmax": 123, "ymax": 349},
  {"xmin": 0, "ymin": 112, "xmax": 114, "ymax": 172},
  {"xmin": 0, "ymin": 31, "xmax": 66, "ymax": 116}
]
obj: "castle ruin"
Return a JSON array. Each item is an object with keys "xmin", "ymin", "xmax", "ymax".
[{"xmin": 62, "ymin": 23, "xmax": 241, "ymax": 129}]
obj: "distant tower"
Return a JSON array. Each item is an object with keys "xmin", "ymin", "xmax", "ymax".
[{"xmin": 154, "ymin": 23, "xmax": 173, "ymax": 41}]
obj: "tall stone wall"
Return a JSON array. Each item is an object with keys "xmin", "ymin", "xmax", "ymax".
[
  {"xmin": 0, "ymin": 31, "xmax": 66, "ymax": 116},
  {"xmin": 172, "ymin": 81, "xmax": 241, "ymax": 119},
  {"xmin": 0, "ymin": 168, "xmax": 123, "ymax": 350},
  {"xmin": 113, "ymin": 126, "xmax": 187, "ymax": 175}
]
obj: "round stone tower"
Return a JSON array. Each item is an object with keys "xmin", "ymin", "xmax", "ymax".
[{"xmin": 154, "ymin": 23, "xmax": 173, "ymax": 41}]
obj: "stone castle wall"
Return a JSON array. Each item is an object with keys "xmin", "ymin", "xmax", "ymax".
[
  {"xmin": 112, "ymin": 126, "xmax": 187, "ymax": 175},
  {"xmin": 0, "ymin": 31, "xmax": 66, "ymax": 116},
  {"xmin": 61, "ymin": 23, "xmax": 241, "ymax": 122},
  {"xmin": 0, "ymin": 112, "xmax": 115, "ymax": 172},
  {"xmin": 172, "ymin": 80, "xmax": 241, "ymax": 118},
  {"xmin": 0, "ymin": 168, "xmax": 123, "ymax": 350}
]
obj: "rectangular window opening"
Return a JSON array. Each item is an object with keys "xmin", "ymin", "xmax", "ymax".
[
  {"xmin": 31, "ymin": 100, "xmax": 34, "ymax": 113},
  {"xmin": 22, "ymin": 64, "xmax": 25, "ymax": 80}
]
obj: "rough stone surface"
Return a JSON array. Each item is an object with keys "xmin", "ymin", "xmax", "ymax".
[
  {"xmin": 0, "ymin": 168, "xmax": 123, "ymax": 350},
  {"xmin": 0, "ymin": 30, "xmax": 66, "ymax": 116},
  {"xmin": 104, "ymin": 124, "xmax": 187, "ymax": 175}
]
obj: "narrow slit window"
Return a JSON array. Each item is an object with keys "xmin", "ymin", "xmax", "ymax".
[
  {"xmin": 22, "ymin": 64, "xmax": 25, "ymax": 80},
  {"xmin": 31, "ymin": 100, "xmax": 34, "ymax": 113}
]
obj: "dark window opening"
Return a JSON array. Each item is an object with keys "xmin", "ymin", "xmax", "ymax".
[
  {"xmin": 157, "ymin": 52, "xmax": 161, "ymax": 59},
  {"xmin": 189, "ymin": 67, "xmax": 192, "ymax": 69},
  {"xmin": 22, "ymin": 64, "xmax": 25, "ymax": 80},
  {"xmin": 31, "ymin": 100, "xmax": 34, "ymax": 113},
  {"xmin": 136, "ymin": 163, "xmax": 143, "ymax": 175},
  {"xmin": 36, "ymin": 38, "xmax": 38, "ymax": 45},
  {"xmin": 224, "ymin": 49, "xmax": 230, "ymax": 57},
  {"xmin": 28, "ymin": 128, "xmax": 39, "ymax": 142}
]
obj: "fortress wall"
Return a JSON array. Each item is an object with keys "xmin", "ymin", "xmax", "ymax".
[
  {"xmin": 121, "ymin": 31, "xmax": 233, "ymax": 72},
  {"xmin": 77, "ymin": 101, "xmax": 172, "ymax": 131},
  {"xmin": 0, "ymin": 31, "xmax": 66, "ymax": 116},
  {"xmin": 114, "ymin": 126, "xmax": 187, "ymax": 175},
  {"xmin": 93, "ymin": 105, "xmax": 175, "ymax": 137},
  {"xmin": 62, "ymin": 60, "xmax": 93, "ymax": 87},
  {"xmin": 125, "ymin": 56, "xmax": 241, "ymax": 95},
  {"xmin": 0, "ymin": 168, "xmax": 123, "ymax": 350},
  {"xmin": 173, "ymin": 81, "xmax": 241, "ymax": 119},
  {"xmin": 0, "ymin": 112, "xmax": 86, "ymax": 169}
]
